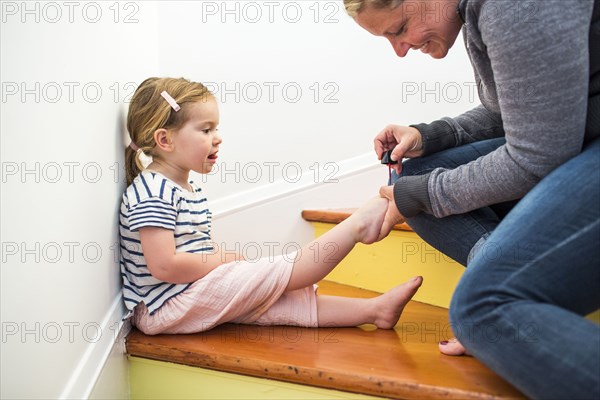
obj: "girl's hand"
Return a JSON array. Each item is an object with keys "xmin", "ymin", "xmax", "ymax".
[
  {"xmin": 378, "ymin": 185, "xmax": 406, "ymax": 240},
  {"xmin": 374, "ymin": 125, "xmax": 423, "ymax": 175},
  {"xmin": 139, "ymin": 227, "xmax": 236, "ymax": 284}
]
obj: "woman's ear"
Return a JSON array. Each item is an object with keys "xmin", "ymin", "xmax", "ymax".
[{"xmin": 153, "ymin": 128, "xmax": 173, "ymax": 152}]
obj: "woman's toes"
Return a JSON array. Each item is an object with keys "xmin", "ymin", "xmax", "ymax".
[{"xmin": 439, "ymin": 338, "xmax": 469, "ymax": 356}]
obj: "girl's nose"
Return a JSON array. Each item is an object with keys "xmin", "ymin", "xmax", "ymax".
[
  {"xmin": 389, "ymin": 38, "xmax": 411, "ymax": 58},
  {"xmin": 213, "ymin": 130, "xmax": 222, "ymax": 145}
]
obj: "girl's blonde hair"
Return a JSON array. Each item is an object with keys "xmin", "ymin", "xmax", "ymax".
[
  {"xmin": 343, "ymin": 0, "xmax": 404, "ymax": 17},
  {"xmin": 125, "ymin": 77, "xmax": 213, "ymax": 185}
]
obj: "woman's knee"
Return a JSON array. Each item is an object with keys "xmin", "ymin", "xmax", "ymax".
[
  {"xmin": 398, "ymin": 156, "xmax": 433, "ymax": 178},
  {"xmin": 398, "ymin": 138, "xmax": 507, "ymax": 179}
]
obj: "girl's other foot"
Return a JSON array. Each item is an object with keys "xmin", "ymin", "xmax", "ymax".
[{"xmin": 373, "ymin": 276, "xmax": 423, "ymax": 329}]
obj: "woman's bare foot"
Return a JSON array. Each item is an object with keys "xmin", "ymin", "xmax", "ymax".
[
  {"xmin": 439, "ymin": 337, "xmax": 470, "ymax": 356},
  {"xmin": 373, "ymin": 276, "xmax": 423, "ymax": 329},
  {"xmin": 348, "ymin": 197, "xmax": 389, "ymax": 244}
]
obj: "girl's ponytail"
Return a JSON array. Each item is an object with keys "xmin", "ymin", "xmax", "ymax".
[{"xmin": 125, "ymin": 146, "xmax": 143, "ymax": 186}]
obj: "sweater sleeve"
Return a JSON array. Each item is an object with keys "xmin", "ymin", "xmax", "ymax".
[
  {"xmin": 411, "ymin": 104, "xmax": 505, "ymax": 156},
  {"xmin": 400, "ymin": 0, "xmax": 592, "ymax": 219}
]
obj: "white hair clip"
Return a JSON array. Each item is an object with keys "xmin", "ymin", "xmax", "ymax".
[{"xmin": 161, "ymin": 90, "xmax": 181, "ymax": 112}]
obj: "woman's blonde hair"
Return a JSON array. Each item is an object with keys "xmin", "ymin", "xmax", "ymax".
[
  {"xmin": 343, "ymin": 0, "xmax": 404, "ymax": 17},
  {"xmin": 125, "ymin": 77, "xmax": 213, "ymax": 185}
]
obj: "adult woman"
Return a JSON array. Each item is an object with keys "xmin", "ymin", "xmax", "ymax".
[{"xmin": 344, "ymin": 0, "xmax": 600, "ymax": 398}]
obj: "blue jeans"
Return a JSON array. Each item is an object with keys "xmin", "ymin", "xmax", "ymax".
[
  {"xmin": 396, "ymin": 138, "xmax": 600, "ymax": 398},
  {"xmin": 396, "ymin": 137, "xmax": 516, "ymax": 266}
]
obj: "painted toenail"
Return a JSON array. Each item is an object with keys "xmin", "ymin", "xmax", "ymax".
[{"xmin": 440, "ymin": 341, "xmax": 448, "ymax": 345}]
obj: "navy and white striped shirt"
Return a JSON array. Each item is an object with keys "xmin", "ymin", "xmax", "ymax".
[{"xmin": 119, "ymin": 170, "xmax": 213, "ymax": 315}]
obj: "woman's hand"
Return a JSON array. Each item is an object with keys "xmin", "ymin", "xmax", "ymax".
[
  {"xmin": 378, "ymin": 185, "xmax": 406, "ymax": 240},
  {"xmin": 374, "ymin": 125, "xmax": 424, "ymax": 175}
]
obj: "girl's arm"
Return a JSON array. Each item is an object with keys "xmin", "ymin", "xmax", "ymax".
[{"xmin": 139, "ymin": 226, "xmax": 241, "ymax": 284}]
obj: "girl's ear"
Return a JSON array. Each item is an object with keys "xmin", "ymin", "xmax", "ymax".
[{"xmin": 153, "ymin": 128, "xmax": 173, "ymax": 152}]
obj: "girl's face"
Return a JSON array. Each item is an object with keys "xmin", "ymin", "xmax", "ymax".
[
  {"xmin": 171, "ymin": 98, "xmax": 221, "ymax": 175},
  {"xmin": 355, "ymin": 0, "xmax": 463, "ymax": 59}
]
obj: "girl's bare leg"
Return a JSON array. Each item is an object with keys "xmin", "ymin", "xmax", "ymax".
[
  {"xmin": 286, "ymin": 197, "xmax": 388, "ymax": 292},
  {"xmin": 316, "ymin": 276, "xmax": 423, "ymax": 328},
  {"xmin": 283, "ymin": 197, "xmax": 422, "ymax": 329}
]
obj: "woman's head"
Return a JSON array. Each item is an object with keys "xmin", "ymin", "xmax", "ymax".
[
  {"xmin": 344, "ymin": 0, "xmax": 404, "ymax": 17},
  {"xmin": 125, "ymin": 77, "xmax": 216, "ymax": 185},
  {"xmin": 344, "ymin": 0, "xmax": 463, "ymax": 59}
]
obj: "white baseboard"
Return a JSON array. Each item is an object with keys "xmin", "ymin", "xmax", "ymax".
[{"xmin": 59, "ymin": 295, "xmax": 129, "ymax": 400}]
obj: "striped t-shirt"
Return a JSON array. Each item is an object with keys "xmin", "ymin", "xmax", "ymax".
[{"xmin": 119, "ymin": 170, "xmax": 213, "ymax": 315}]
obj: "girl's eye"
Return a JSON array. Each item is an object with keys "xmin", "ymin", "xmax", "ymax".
[{"xmin": 202, "ymin": 128, "xmax": 219, "ymax": 134}]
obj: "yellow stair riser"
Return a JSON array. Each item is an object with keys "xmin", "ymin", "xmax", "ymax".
[
  {"xmin": 129, "ymin": 357, "xmax": 382, "ymax": 400},
  {"xmin": 313, "ymin": 222, "xmax": 465, "ymax": 309}
]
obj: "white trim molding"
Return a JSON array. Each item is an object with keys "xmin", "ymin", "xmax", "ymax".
[{"xmin": 59, "ymin": 295, "xmax": 128, "ymax": 400}]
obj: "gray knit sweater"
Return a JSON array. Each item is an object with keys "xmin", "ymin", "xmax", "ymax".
[{"xmin": 395, "ymin": 0, "xmax": 599, "ymax": 218}]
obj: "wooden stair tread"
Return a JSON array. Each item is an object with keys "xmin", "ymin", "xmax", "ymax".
[
  {"xmin": 126, "ymin": 281, "xmax": 523, "ymax": 400},
  {"xmin": 302, "ymin": 209, "xmax": 413, "ymax": 231}
]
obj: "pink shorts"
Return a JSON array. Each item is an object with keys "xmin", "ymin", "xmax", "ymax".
[{"xmin": 132, "ymin": 252, "xmax": 318, "ymax": 335}]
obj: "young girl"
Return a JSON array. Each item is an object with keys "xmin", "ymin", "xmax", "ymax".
[{"xmin": 120, "ymin": 77, "xmax": 422, "ymax": 335}]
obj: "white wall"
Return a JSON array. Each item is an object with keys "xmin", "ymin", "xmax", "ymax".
[
  {"xmin": 156, "ymin": 0, "xmax": 477, "ymax": 256},
  {"xmin": 1, "ymin": 2, "xmax": 159, "ymax": 398},
  {"xmin": 156, "ymin": 0, "xmax": 477, "ymax": 201},
  {"xmin": 0, "ymin": 1, "xmax": 477, "ymax": 398}
]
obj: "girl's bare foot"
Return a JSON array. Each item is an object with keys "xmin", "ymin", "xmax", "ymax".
[
  {"xmin": 439, "ymin": 338, "xmax": 470, "ymax": 356},
  {"xmin": 348, "ymin": 197, "xmax": 389, "ymax": 244},
  {"xmin": 373, "ymin": 276, "xmax": 423, "ymax": 329}
]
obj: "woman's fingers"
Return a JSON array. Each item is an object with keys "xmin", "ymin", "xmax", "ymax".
[
  {"xmin": 374, "ymin": 125, "xmax": 424, "ymax": 164},
  {"xmin": 374, "ymin": 129, "xmax": 398, "ymax": 159},
  {"xmin": 390, "ymin": 126, "xmax": 424, "ymax": 160}
]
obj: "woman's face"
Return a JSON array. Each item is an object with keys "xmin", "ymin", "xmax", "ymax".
[{"xmin": 355, "ymin": 0, "xmax": 463, "ymax": 59}]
